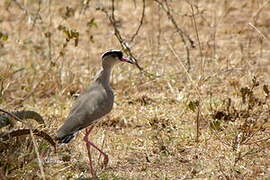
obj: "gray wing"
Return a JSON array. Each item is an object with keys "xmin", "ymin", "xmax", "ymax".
[{"xmin": 56, "ymin": 84, "xmax": 114, "ymax": 142}]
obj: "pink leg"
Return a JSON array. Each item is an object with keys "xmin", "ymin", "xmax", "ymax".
[
  {"xmin": 84, "ymin": 127, "xmax": 96, "ymax": 177},
  {"xmin": 83, "ymin": 126, "xmax": 109, "ymax": 172}
]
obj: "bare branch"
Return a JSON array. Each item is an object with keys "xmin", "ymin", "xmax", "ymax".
[
  {"xmin": 130, "ymin": 0, "xmax": 146, "ymax": 42},
  {"xmin": 189, "ymin": 3, "xmax": 204, "ymax": 75},
  {"xmin": 98, "ymin": 0, "xmax": 158, "ymax": 78},
  {"xmin": 155, "ymin": 0, "xmax": 195, "ymax": 71},
  {"xmin": 31, "ymin": 0, "xmax": 43, "ymax": 30},
  {"xmin": 110, "ymin": 0, "xmax": 144, "ymax": 71},
  {"xmin": 12, "ymin": 0, "xmax": 28, "ymax": 14}
]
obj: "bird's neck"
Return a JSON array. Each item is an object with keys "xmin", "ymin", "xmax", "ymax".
[{"xmin": 95, "ymin": 66, "xmax": 112, "ymax": 87}]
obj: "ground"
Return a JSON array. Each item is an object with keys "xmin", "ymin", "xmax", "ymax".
[{"xmin": 0, "ymin": 0, "xmax": 269, "ymax": 179}]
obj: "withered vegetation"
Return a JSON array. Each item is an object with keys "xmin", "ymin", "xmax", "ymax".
[{"xmin": 0, "ymin": 0, "xmax": 269, "ymax": 179}]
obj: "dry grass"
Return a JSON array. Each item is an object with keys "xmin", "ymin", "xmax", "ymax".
[{"xmin": 0, "ymin": 0, "xmax": 270, "ymax": 179}]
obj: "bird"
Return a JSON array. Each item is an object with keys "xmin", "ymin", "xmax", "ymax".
[{"xmin": 56, "ymin": 49, "xmax": 133, "ymax": 177}]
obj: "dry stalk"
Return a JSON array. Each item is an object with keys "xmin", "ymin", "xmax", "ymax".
[
  {"xmin": 29, "ymin": 129, "xmax": 46, "ymax": 180},
  {"xmin": 30, "ymin": 0, "xmax": 42, "ymax": 29},
  {"xmin": 195, "ymin": 102, "xmax": 200, "ymax": 142},
  {"xmin": 165, "ymin": 38, "xmax": 198, "ymax": 95},
  {"xmin": 11, "ymin": 0, "xmax": 28, "ymax": 14},
  {"xmin": 99, "ymin": 0, "xmax": 140, "ymax": 67},
  {"xmin": 80, "ymin": 0, "xmax": 91, "ymax": 14},
  {"xmin": 99, "ymin": 0, "xmax": 158, "ymax": 78},
  {"xmin": 97, "ymin": 129, "xmax": 107, "ymax": 168},
  {"xmin": 252, "ymin": 0, "xmax": 270, "ymax": 24},
  {"xmin": 154, "ymin": 0, "xmax": 195, "ymax": 71},
  {"xmin": 248, "ymin": 23, "xmax": 270, "ymax": 42},
  {"xmin": 21, "ymin": 61, "xmax": 52, "ymax": 102},
  {"xmin": 189, "ymin": 3, "xmax": 204, "ymax": 76},
  {"xmin": 129, "ymin": 0, "xmax": 145, "ymax": 43},
  {"xmin": 165, "ymin": 38, "xmax": 202, "ymax": 142},
  {"xmin": 110, "ymin": 0, "xmax": 141, "ymax": 69},
  {"xmin": 48, "ymin": 0, "xmax": 52, "ymax": 61}
]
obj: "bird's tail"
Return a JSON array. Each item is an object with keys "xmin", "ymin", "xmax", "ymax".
[{"xmin": 56, "ymin": 134, "xmax": 75, "ymax": 144}]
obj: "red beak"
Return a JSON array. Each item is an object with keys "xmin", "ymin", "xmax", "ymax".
[{"xmin": 120, "ymin": 57, "xmax": 134, "ymax": 64}]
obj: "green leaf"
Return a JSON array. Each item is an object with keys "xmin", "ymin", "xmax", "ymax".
[
  {"xmin": 0, "ymin": 32, "xmax": 8, "ymax": 41},
  {"xmin": 44, "ymin": 32, "xmax": 51, "ymax": 38},
  {"xmin": 87, "ymin": 18, "xmax": 97, "ymax": 28},
  {"xmin": 187, "ymin": 100, "xmax": 199, "ymax": 112}
]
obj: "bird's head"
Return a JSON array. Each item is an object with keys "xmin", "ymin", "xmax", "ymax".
[{"xmin": 101, "ymin": 49, "xmax": 133, "ymax": 67}]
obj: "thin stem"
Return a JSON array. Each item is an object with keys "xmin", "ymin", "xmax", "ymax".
[
  {"xmin": 190, "ymin": 4, "xmax": 204, "ymax": 75},
  {"xmin": 130, "ymin": 0, "xmax": 145, "ymax": 42},
  {"xmin": 154, "ymin": 0, "xmax": 195, "ymax": 71}
]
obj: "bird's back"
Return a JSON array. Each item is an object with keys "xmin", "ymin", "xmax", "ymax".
[{"xmin": 56, "ymin": 82, "xmax": 114, "ymax": 143}]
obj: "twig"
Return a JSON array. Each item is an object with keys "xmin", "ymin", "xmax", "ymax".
[
  {"xmin": 196, "ymin": 102, "xmax": 200, "ymax": 142},
  {"xmin": 110, "ymin": 0, "xmax": 143, "ymax": 70},
  {"xmin": 157, "ymin": 3, "xmax": 162, "ymax": 52},
  {"xmin": 12, "ymin": 0, "xmax": 28, "ymax": 14},
  {"xmin": 252, "ymin": 0, "xmax": 270, "ymax": 24},
  {"xmin": 189, "ymin": 3, "xmax": 204, "ymax": 75},
  {"xmin": 218, "ymin": 160, "xmax": 230, "ymax": 180},
  {"xmin": 245, "ymin": 137, "xmax": 270, "ymax": 145},
  {"xmin": 248, "ymin": 23, "xmax": 270, "ymax": 42},
  {"xmin": 99, "ymin": 0, "xmax": 158, "ymax": 78},
  {"xmin": 155, "ymin": 0, "xmax": 195, "ymax": 71},
  {"xmin": 98, "ymin": 129, "xmax": 107, "ymax": 168},
  {"xmin": 133, "ymin": 0, "xmax": 137, "ymax": 8},
  {"xmin": 29, "ymin": 129, "xmax": 46, "ymax": 180},
  {"xmin": 165, "ymin": 38, "xmax": 203, "ymax": 142},
  {"xmin": 48, "ymin": 0, "xmax": 52, "ymax": 61},
  {"xmin": 130, "ymin": 0, "xmax": 146, "ymax": 42},
  {"xmin": 31, "ymin": 0, "xmax": 43, "ymax": 30},
  {"xmin": 80, "ymin": 0, "xmax": 91, "ymax": 14},
  {"xmin": 165, "ymin": 38, "xmax": 197, "ymax": 91}
]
